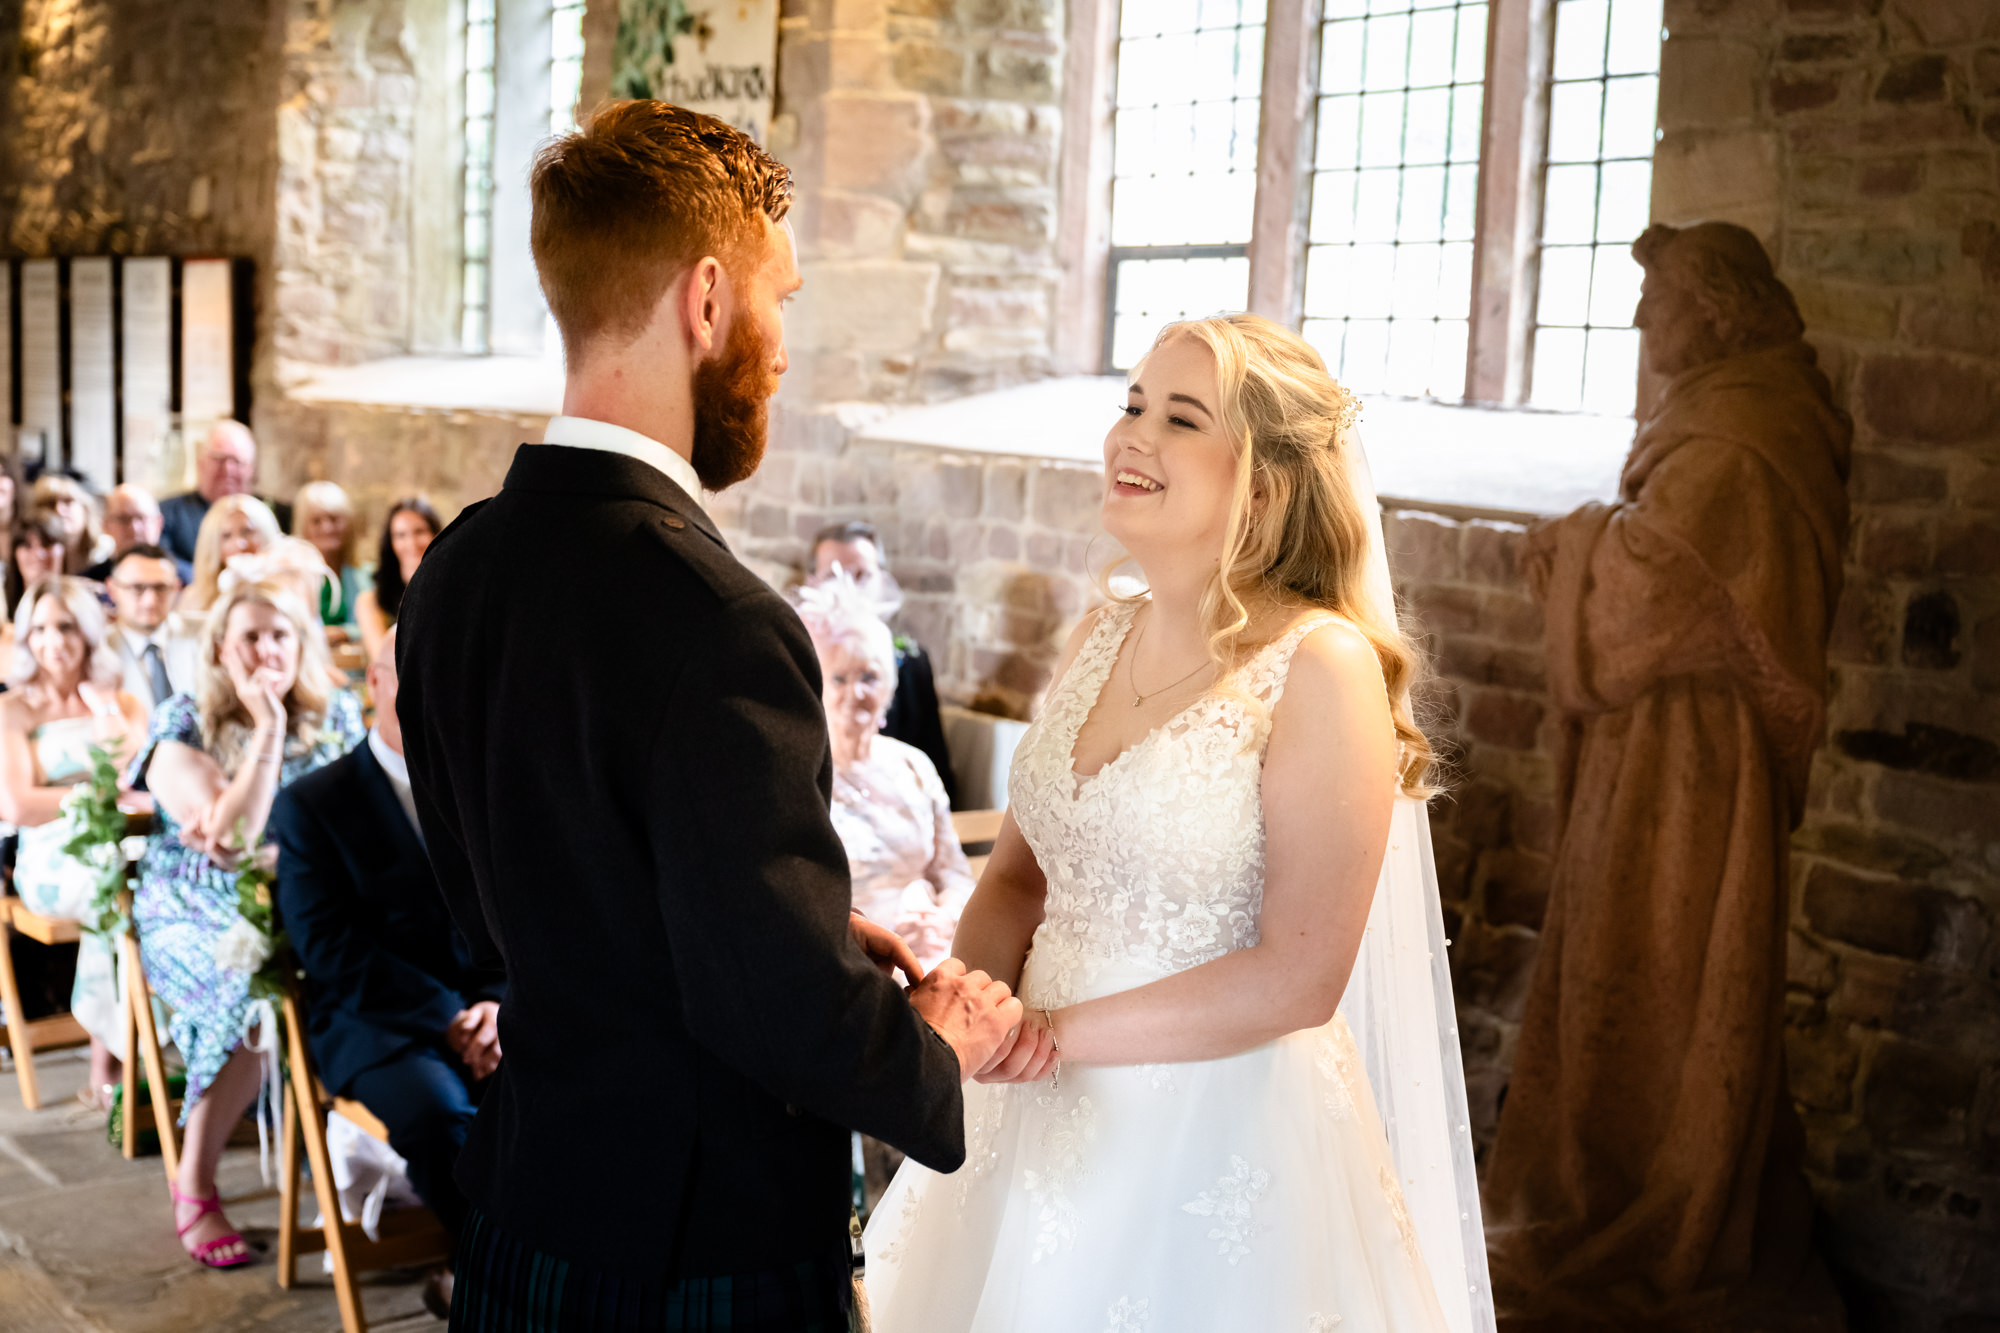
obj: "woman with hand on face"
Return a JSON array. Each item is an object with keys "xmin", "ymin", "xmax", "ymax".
[
  {"xmin": 354, "ymin": 496, "xmax": 439, "ymax": 661},
  {"xmin": 31, "ymin": 475, "xmax": 113, "ymax": 577},
  {"xmin": 127, "ymin": 580, "xmax": 364, "ymax": 1269},
  {"xmin": 0, "ymin": 578, "xmax": 150, "ymax": 1108},
  {"xmin": 863, "ymin": 316, "xmax": 1492, "ymax": 1333},
  {"xmin": 181, "ymin": 495, "xmax": 282, "ymax": 616},
  {"xmin": 798, "ymin": 573, "xmax": 976, "ymax": 974}
]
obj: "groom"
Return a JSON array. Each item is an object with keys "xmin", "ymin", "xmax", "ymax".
[{"xmin": 397, "ymin": 101, "xmax": 1022, "ymax": 1329}]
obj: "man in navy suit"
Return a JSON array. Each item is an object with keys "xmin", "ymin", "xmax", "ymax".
[{"xmin": 271, "ymin": 627, "xmax": 503, "ymax": 1260}]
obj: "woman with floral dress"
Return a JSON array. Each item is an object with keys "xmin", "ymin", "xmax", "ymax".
[{"xmin": 128, "ymin": 579, "xmax": 363, "ymax": 1267}]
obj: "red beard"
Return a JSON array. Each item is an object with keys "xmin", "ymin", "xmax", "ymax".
[{"xmin": 690, "ymin": 311, "xmax": 779, "ymax": 492}]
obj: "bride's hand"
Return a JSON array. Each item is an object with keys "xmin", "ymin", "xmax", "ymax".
[{"xmin": 975, "ymin": 1009, "xmax": 1059, "ymax": 1084}]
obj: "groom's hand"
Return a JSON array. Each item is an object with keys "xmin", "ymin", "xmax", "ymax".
[
  {"xmin": 909, "ymin": 958, "xmax": 1023, "ymax": 1082},
  {"xmin": 849, "ymin": 910, "xmax": 924, "ymax": 983}
]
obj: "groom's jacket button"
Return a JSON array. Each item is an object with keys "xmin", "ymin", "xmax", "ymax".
[{"xmin": 663, "ymin": 515, "xmax": 687, "ymax": 530}]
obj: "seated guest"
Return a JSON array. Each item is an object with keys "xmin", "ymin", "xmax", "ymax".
[
  {"xmin": 291, "ymin": 481, "xmax": 368, "ymax": 642},
  {"xmin": 354, "ymin": 496, "xmax": 439, "ymax": 661},
  {"xmin": 273, "ymin": 626, "xmax": 500, "ymax": 1314},
  {"xmin": 806, "ymin": 520, "xmax": 957, "ymax": 804},
  {"xmin": 0, "ymin": 452, "xmax": 23, "ymax": 535},
  {"xmin": 181, "ymin": 494, "xmax": 281, "ymax": 615},
  {"xmin": 32, "ymin": 475, "xmax": 113, "ymax": 576},
  {"xmin": 105, "ymin": 545, "xmax": 200, "ymax": 714},
  {"xmin": 158, "ymin": 421, "xmax": 293, "ymax": 565},
  {"xmin": 798, "ymin": 575, "xmax": 975, "ymax": 972},
  {"xmin": 6, "ymin": 513, "xmax": 69, "ymax": 617},
  {"xmin": 84, "ymin": 484, "xmax": 193, "ymax": 585},
  {"xmin": 128, "ymin": 580, "xmax": 365, "ymax": 1268},
  {"xmin": 221, "ymin": 537, "xmax": 336, "ymax": 627},
  {"xmin": 0, "ymin": 577, "xmax": 150, "ymax": 1108}
]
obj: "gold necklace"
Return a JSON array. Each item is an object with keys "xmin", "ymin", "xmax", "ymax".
[{"xmin": 1128, "ymin": 614, "xmax": 1212, "ymax": 708}]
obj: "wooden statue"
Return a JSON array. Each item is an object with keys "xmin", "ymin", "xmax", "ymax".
[{"xmin": 1483, "ymin": 222, "xmax": 1852, "ymax": 1331}]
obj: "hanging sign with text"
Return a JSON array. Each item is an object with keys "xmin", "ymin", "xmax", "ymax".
[{"xmin": 612, "ymin": 0, "xmax": 778, "ymax": 144}]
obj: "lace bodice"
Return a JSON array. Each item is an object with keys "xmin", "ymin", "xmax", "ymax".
[{"xmin": 1009, "ymin": 601, "xmax": 1342, "ymax": 1007}]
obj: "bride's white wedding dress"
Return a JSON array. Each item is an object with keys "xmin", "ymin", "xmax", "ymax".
[{"xmin": 863, "ymin": 600, "xmax": 1468, "ymax": 1333}]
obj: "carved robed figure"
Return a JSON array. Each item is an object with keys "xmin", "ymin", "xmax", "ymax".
[{"xmin": 1483, "ymin": 222, "xmax": 1851, "ymax": 1330}]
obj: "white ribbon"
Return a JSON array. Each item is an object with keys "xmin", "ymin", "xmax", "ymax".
[{"xmin": 238, "ymin": 996, "xmax": 282, "ymax": 1187}]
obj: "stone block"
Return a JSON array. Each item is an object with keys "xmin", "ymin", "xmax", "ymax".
[
  {"xmin": 821, "ymin": 94, "xmax": 932, "ymax": 204},
  {"xmin": 793, "ymin": 259, "xmax": 941, "ymax": 353},
  {"xmin": 1861, "ymin": 1036, "xmax": 1982, "ymax": 1146},
  {"xmin": 1804, "ymin": 862, "xmax": 1944, "ymax": 959},
  {"xmin": 1979, "ymin": 46, "xmax": 2000, "ymax": 96},
  {"xmin": 1408, "ymin": 584, "xmax": 1482, "ymax": 636},
  {"xmin": 1651, "ymin": 129, "xmax": 1782, "ymax": 236},
  {"xmin": 1976, "ymin": 612, "xmax": 2000, "ymax": 692},
  {"xmin": 1887, "ymin": 0, "xmax": 2000, "ymax": 44},
  {"xmin": 1872, "ymin": 768, "xmax": 2000, "ymax": 845},
  {"xmin": 1784, "ymin": 1014, "xmax": 1860, "ymax": 1111},
  {"xmin": 1851, "ymin": 450, "xmax": 1949, "ymax": 504},
  {"xmin": 931, "ymin": 99, "xmax": 1033, "ymax": 137},
  {"xmin": 937, "ymin": 457, "xmax": 983, "ymax": 516},
  {"xmin": 1780, "ymin": 31, "xmax": 1871, "ymax": 61},
  {"xmin": 1463, "ymin": 688, "xmax": 1546, "ymax": 751},
  {"xmin": 812, "ymin": 190, "xmax": 907, "ymax": 259},
  {"xmin": 1029, "ymin": 463, "xmax": 1104, "ymax": 530},
  {"xmin": 1875, "ymin": 54, "xmax": 1950, "ymax": 102},
  {"xmin": 1857, "ymin": 157, "xmax": 1922, "ymax": 197},
  {"xmin": 891, "ymin": 37, "xmax": 969, "ymax": 96},
  {"xmin": 1769, "ymin": 71, "xmax": 1847, "ymax": 113},
  {"xmin": 1788, "ymin": 230, "xmax": 1953, "ymax": 285},
  {"xmin": 986, "ymin": 525, "xmax": 1020, "ymax": 559},
  {"xmin": 1385, "ymin": 511, "xmax": 1463, "ymax": 582},
  {"xmin": 944, "ymin": 187, "xmax": 1057, "ymax": 244},
  {"xmin": 1461, "ymin": 520, "xmax": 1526, "ymax": 586},
  {"xmin": 1859, "ymin": 353, "xmax": 2000, "ymax": 442},
  {"xmin": 1828, "ymin": 577, "xmax": 1897, "ymax": 665},
  {"xmin": 983, "ymin": 459, "xmax": 1026, "ymax": 519},
  {"xmin": 976, "ymin": 33, "xmax": 1060, "ymax": 102}
]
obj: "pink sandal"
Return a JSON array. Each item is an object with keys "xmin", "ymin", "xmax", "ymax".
[{"xmin": 170, "ymin": 1184, "xmax": 254, "ymax": 1269}]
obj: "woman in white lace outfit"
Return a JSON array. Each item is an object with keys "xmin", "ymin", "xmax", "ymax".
[
  {"xmin": 864, "ymin": 315, "xmax": 1478, "ymax": 1333},
  {"xmin": 798, "ymin": 575, "xmax": 976, "ymax": 972}
]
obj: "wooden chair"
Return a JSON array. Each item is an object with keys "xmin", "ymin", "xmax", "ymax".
[
  {"xmin": 118, "ymin": 908, "xmax": 182, "ymax": 1181},
  {"xmin": 0, "ymin": 897, "xmax": 94, "ymax": 1109},
  {"xmin": 277, "ymin": 987, "xmax": 453, "ymax": 1333},
  {"xmin": 952, "ymin": 808, "xmax": 1004, "ymax": 881}
]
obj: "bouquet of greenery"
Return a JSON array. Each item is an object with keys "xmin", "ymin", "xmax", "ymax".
[
  {"xmin": 212, "ymin": 831, "xmax": 290, "ymax": 1004},
  {"xmin": 58, "ymin": 742, "xmax": 130, "ymax": 939}
]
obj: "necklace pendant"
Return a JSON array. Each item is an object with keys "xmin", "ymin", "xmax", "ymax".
[{"xmin": 1132, "ymin": 695, "xmax": 1142, "ymax": 708}]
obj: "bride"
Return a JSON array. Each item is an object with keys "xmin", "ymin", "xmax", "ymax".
[{"xmin": 863, "ymin": 314, "xmax": 1495, "ymax": 1332}]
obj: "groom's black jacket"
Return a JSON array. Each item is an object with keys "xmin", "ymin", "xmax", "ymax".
[{"xmin": 396, "ymin": 444, "xmax": 965, "ymax": 1279}]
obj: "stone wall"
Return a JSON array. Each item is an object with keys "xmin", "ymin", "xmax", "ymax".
[
  {"xmin": 271, "ymin": 0, "xmax": 422, "ymax": 373},
  {"xmin": 772, "ymin": 0, "xmax": 1065, "ymax": 405}
]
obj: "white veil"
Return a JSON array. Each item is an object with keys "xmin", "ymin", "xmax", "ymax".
[{"xmin": 1335, "ymin": 429, "xmax": 1498, "ymax": 1333}]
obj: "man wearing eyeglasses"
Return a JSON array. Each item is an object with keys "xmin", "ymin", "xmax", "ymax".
[{"xmin": 105, "ymin": 545, "xmax": 199, "ymax": 715}]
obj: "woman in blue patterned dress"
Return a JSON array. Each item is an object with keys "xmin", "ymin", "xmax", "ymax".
[{"xmin": 128, "ymin": 579, "xmax": 363, "ymax": 1267}]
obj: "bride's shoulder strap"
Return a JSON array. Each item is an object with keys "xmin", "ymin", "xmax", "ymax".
[{"xmin": 1251, "ymin": 612, "xmax": 1370, "ymax": 707}]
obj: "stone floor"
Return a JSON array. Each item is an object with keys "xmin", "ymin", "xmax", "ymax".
[{"xmin": 0, "ymin": 1047, "xmax": 443, "ymax": 1332}]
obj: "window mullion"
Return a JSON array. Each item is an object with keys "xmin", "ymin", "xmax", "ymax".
[
  {"xmin": 1466, "ymin": 0, "xmax": 1539, "ymax": 402},
  {"xmin": 1247, "ymin": 0, "xmax": 1323, "ymax": 326}
]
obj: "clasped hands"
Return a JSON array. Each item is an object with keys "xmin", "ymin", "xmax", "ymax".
[
  {"xmin": 446, "ymin": 1000, "xmax": 502, "ymax": 1080},
  {"xmin": 848, "ymin": 911, "xmax": 1059, "ymax": 1086}
]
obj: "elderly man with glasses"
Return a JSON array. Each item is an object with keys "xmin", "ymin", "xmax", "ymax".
[{"xmin": 84, "ymin": 485, "xmax": 193, "ymax": 585}]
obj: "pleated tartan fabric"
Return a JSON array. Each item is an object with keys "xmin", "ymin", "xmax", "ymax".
[{"xmin": 452, "ymin": 1209, "xmax": 858, "ymax": 1332}]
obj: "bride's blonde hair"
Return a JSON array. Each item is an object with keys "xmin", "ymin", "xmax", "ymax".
[{"xmin": 1108, "ymin": 313, "xmax": 1436, "ymax": 797}]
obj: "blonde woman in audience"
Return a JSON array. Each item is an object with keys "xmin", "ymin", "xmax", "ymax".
[
  {"xmin": 798, "ymin": 573, "xmax": 975, "ymax": 972},
  {"xmin": 127, "ymin": 579, "xmax": 364, "ymax": 1267},
  {"xmin": 354, "ymin": 496, "xmax": 439, "ymax": 660},
  {"xmin": 291, "ymin": 481, "xmax": 367, "ymax": 641},
  {"xmin": 32, "ymin": 474, "xmax": 113, "ymax": 576},
  {"xmin": 180, "ymin": 494, "xmax": 282, "ymax": 615},
  {"xmin": 0, "ymin": 577, "xmax": 150, "ymax": 1108}
]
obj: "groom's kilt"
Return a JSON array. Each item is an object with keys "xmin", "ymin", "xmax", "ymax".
[{"xmin": 452, "ymin": 1209, "xmax": 859, "ymax": 1332}]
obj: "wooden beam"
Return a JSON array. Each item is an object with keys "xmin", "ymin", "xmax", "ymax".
[
  {"xmin": 1053, "ymin": 0, "xmax": 1121, "ymax": 374},
  {"xmin": 1247, "ymin": 0, "xmax": 1324, "ymax": 327}
]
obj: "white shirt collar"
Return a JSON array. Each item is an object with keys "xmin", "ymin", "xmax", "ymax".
[
  {"xmin": 541, "ymin": 415, "xmax": 706, "ymax": 511},
  {"xmin": 368, "ymin": 727, "xmax": 410, "ymax": 788},
  {"xmin": 367, "ymin": 727, "xmax": 422, "ymax": 836},
  {"xmin": 115, "ymin": 621, "xmax": 164, "ymax": 652}
]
